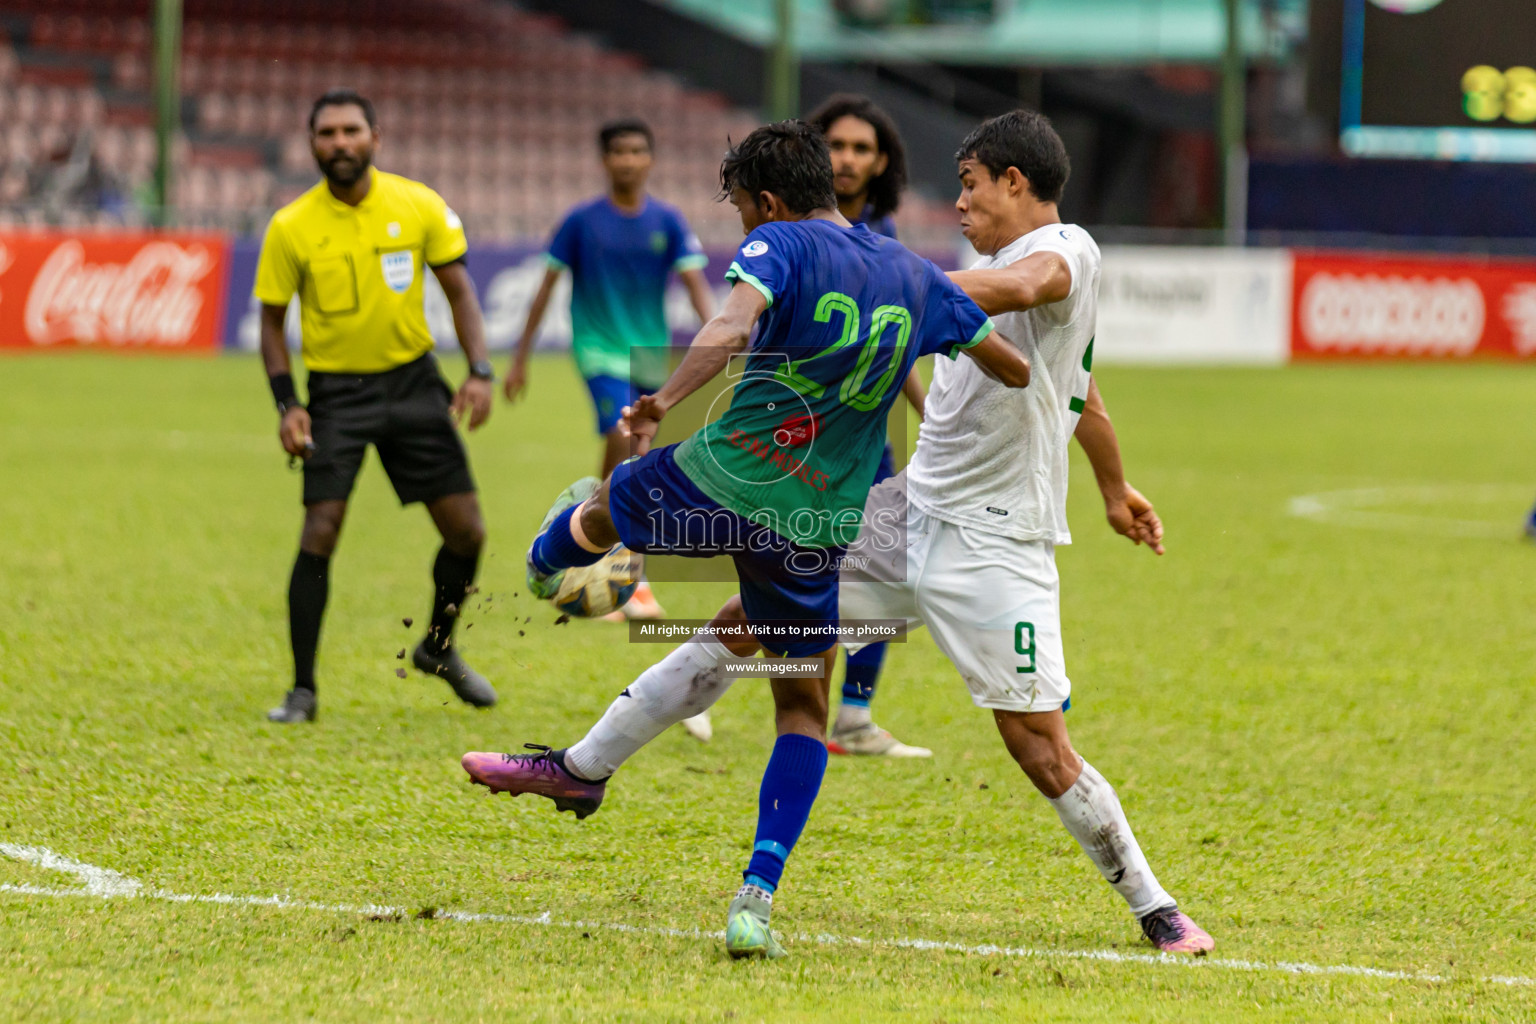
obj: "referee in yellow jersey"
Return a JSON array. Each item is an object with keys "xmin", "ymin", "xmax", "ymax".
[{"xmin": 256, "ymin": 89, "xmax": 497, "ymax": 723}]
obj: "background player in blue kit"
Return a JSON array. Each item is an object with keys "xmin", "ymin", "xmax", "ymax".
[
  {"xmin": 505, "ymin": 119, "xmax": 714, "ymax": 617},
  {"xmin": 463, "ymin": 120, "xmax": 1031, "ymax": 960}
]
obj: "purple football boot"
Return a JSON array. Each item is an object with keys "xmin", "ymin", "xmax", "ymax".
[
  {"xmin": 1139, "ymin": 905, "xmax": 1215, "ymax": 955},
  {"xmin": 461, "ymin": 744, "xmax": 606, "ymax": 819}
]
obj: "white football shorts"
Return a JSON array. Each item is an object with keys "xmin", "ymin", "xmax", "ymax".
[{"xmin": 838, "ymin": 472, "xmax": 1070, "ymax": 713}]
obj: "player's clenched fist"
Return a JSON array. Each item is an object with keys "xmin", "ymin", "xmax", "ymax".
[
  {"xmin": 1105, "ymin": 483, "xmax": 1164, "ymax": 555},
  {"xmin": 620, "ymin": 393, "xmax": 667, "ymax": 455},
  {"xmin": 280, "ymin": 406, "xmax": 314, "ymax": 459}
]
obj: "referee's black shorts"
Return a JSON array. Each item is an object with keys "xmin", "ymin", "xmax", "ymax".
[{"xmin": 302, "ymin": 353, "xmax": 475, "ymax": 506}]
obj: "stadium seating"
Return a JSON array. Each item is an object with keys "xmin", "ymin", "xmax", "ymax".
[{"xmin": 0, "ymin": 0, "xmax": 961, "ymax": 247}]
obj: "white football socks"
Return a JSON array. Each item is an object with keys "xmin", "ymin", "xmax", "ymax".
[
  {"xmin": 1047, "ymin": 760, "xmax": 1173, "ymax": 918},
  {"xmin": 565, "ymin": 635, "xmax": 734, "ymax": 781},
  {"xmin": 833, "ymin": 702, "xmax": 872, "ymax": 732}
]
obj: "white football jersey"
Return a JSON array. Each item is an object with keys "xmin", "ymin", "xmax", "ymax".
[{"xmin": 906, "ymin": 223, "xmax": 1100, "ymax": 543}]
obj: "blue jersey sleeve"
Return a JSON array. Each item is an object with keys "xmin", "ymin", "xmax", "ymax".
[
  {"xmin": 666, "ymin": 209, "xmax": 708, "ymax": 273},
  {"xmin": 546, "ymin": 209, "xmax": 581, "ymax": 272},
  {"xmin": 723, "ymin": 225, "xmax": 794, "ymax": 309},
  {"xmin": 918, "ymin": 261, "xmax": 994, "ymax": 360}
]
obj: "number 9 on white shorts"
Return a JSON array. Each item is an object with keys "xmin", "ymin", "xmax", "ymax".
[{"xmin": 839, "ymin": 474, "xmax": 1071, "ymax": 714}]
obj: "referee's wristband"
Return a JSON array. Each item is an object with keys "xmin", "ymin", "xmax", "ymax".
[{"xmin": 269, "ymin": 373, "xmax": 303, "ymax": 412}]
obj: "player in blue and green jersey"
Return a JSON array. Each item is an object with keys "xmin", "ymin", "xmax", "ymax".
[
  {"xmin": 810, "ymin": 94, "xmax": 928, "ymax": 755},
  {"xmin": 679, "ymin": 94, "xmax": 930, "ymax": 752},
  {"xmin": 505, "ymin": 119, "xmax": 714, "ymax": 480},
  {"xmin": 462, "ymin": 120, "xmax": 1031, "ymax": 960}
]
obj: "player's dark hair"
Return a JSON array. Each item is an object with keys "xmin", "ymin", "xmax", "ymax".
[
  {"xmin": 308, "ymin": 88, "xmax": 377, "ymax": 132},
  {"xmin": 954, "ymin": 109, "xmax": 1070, "ymax": 205},
  {"xmin": 718, "ymin": 120, "xmax": 836, "ymax": 215},
  {"xmin": 808, "ymin": 93, "xmax": 907, "ymax": 220},
  {"xmin": 599, "ymin": 118, "xmax": 655, "ymax": 153}
]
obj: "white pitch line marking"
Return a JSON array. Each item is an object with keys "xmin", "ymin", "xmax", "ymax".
[
  {"xmin": 2, "ymin": 843, "xmax": 1531, "ymax": 989},
  {"xmin": 0, "ymin": 842, "xmax": 142, "ymax": 898},
  {"xmin": 1287, "ymin": 484, "xmax": 1531, "ymax": 540}
]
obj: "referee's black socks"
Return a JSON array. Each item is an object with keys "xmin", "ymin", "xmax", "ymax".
[
  {"xmin": 426, "ymin": 545, "xmax": 480, "ymax": 655},
  {"xmin": 289, "ymin": 550, "xmax": 330, "ymax": 692}
]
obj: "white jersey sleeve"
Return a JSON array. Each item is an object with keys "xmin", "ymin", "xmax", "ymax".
[
  {"xmin": 1025, "ymin": 227, "xmax": 1091, "ymax": 327},
  {"xmin": 904, "ymin": 223, "xmax": 1101, "ymax": 544}
]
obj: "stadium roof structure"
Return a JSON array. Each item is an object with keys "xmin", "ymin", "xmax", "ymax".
[{"xmin": 651, "ymin": 0, "xmax": 1300, "ymax": 64}]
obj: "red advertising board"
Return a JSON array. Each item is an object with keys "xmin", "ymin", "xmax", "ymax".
[
  {"xmin": 1292, "ymin": 251, "xmax": 1536, "ymax": 359},
  {"xmin": 0, "ymin": 232, "xmax": 230, "ymax": 351}
]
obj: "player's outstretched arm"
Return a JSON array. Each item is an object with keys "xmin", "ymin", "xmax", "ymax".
[
  {"xmin": 947, "ymin": 251, "xmax": 1072, "ymax": 316},
  {"xmin": 962, "ymin": 329, "xmax": 1031, "ymax": 388},
  {"xmin": 432, "ymin": 260, "xmax": 493, "ymax": 430},
  {"xmin": 622, "ymin": 281, "xmax": 766, "ymax": 454},
  {"xmin": 505, "ymin": 266, "xmax": 561, "ymax": 403},
  {"xmin": 1073, "ymin": 378, "xmax": 1164, "ymax": 555},
  {"xmin": 680, "ymin": 267, "xmax": 716, "ymax": 325}
]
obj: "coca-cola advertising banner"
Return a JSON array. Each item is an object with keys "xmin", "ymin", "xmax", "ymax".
[
  {"xmin": 1292, "ymin": 252, "xmax": 1536, "ymax": 360},
  {"xmin": 0, "ymin": 232, "xmax": 230, "ymax": 351}
]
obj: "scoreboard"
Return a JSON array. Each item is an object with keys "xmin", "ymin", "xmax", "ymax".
[{"xmin": 1340, "ymin": 0, "xmax": 1536, "ymax": 161}]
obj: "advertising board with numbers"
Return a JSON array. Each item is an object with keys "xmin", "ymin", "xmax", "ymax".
[{"xmin": 1291, "ymin": 251, "xmax": 1536, "ymax": 359}]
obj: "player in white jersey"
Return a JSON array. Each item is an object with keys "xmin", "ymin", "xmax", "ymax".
[
  {"xmin": 534, "ymin": 110, "xmax": 1213, "ymax": 955},
  {"xmin": 838, "ymin": 111, "xmax": 1210, "ymax": 951}
]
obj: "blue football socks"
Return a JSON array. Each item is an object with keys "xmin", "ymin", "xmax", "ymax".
[
  {"xmin": 743, "ymin": 733, "xmax": 828, "ymax": 892},
  {"xmin": 840, "ymin": 642, "xmax": 886, "ymax": 707},
  {"xmin": 529, "ymin": 505, "xmax": 607, "ymax": 576}
]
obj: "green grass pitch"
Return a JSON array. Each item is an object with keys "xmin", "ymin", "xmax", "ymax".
[{"xmin": 1, "ymin": 353, "xmax": 1534, "ymax": 1022}]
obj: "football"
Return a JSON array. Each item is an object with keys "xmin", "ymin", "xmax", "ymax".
[{"xmin": 550, "ymin": 545, "xmax": 643, "ymax": 617}]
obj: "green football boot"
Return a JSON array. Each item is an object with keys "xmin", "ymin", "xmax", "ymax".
[
  {"xmin": 525, "ymin": 476, "xmax": 602, "ymax": 600},
  {"xmin": 725, "ymin": 884, "xmax": 785, "ymax": 960}
]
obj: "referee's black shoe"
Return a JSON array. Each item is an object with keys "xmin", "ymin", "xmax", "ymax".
[
  {"xmin": 412, "ymin": 642, "xmax": 498, "ymax": 708},
  {"xmin": 267, "ymin": 687, "xmax": 317, "ymax": 724}
]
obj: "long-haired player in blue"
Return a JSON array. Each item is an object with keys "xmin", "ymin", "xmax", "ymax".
[
  {"xmin": 462, "ymin": 120, "xmax": 1031, "ymax": 959},
  {"xmin": 813, "ymin": 94, "xmax": 929, "ymax": 756}
]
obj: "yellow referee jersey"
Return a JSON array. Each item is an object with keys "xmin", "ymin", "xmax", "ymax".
[{"xmin": 254, "ymin": 168, "xmax": 468, "ymax": 374}]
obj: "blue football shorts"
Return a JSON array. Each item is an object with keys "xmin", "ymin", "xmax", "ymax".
[
  {"xmin": 608, "ymin": 443, "xmax": 843, "ymax": 659},
  {"xmin": 584, "ymin": 374, "xmax": 642, "ymax": 435}
]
